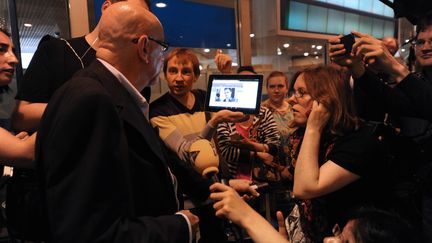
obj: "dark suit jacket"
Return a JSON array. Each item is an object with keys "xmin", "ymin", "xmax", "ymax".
[{"xmin": 36, "ymin": 60, "xmax": 211, "ymax": 243}]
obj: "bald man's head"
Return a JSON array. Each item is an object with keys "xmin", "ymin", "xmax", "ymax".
[
  {"xmin": 97, "ymin": 2, "xmax": 164, "ymax": 89},
  {"xmin": 98, "ymin": 2, "xmax": 162, "ymax": 51}
]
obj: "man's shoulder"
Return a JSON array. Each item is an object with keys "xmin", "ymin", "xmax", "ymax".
[{"xmin": 149, "ymin": 93, "xmax": 175, "ymax": 118}]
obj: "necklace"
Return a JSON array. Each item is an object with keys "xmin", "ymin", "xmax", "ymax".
[
  {"xmin": 61, "ymin": 36, "xmax": 98, "ymax": 69},
  {"xmin": 80, "ymin": 37, "xmax": 98, "ymax": 60}
]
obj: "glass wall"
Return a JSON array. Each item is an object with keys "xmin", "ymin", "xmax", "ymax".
[{"xmin": 0, "ymin": 0, "xmax": 70, "ymax": 124}]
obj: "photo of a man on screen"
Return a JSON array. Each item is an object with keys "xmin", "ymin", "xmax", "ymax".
[{"xmin": 223, "ymin": 87, "xmax": 238, "ymax": 102}]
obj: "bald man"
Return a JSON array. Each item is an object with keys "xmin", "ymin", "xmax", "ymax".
[{"xmin": 36, "ymin": 3, "xmax": 210, "ymax": 243}]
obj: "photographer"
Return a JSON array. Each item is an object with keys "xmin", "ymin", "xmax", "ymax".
[{"xmin": 328, "ymin": 14, "xmax": 432, "ymax": 241}]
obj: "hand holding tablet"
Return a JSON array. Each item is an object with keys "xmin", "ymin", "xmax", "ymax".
[{"xmin": 205, "ymin": 74, "xmax": 263, "ymax": 114}]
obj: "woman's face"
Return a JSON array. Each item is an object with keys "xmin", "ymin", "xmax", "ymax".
[
  {"xmin": 267, "ymin": 76, "xmax": 288, "ymax": 104},
  {"xmin": 0, "ymin": 32, "xmax": 18, "ymax": 86},
  {"xmin": 288, "ymin": 73, "xmax": 313, "ymax": 127}
]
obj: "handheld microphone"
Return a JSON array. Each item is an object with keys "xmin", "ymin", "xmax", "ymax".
[
  {"xmin": 189, "ymin": 139, "xmax": 220, "ymax": 182},
  {"xmin": 188, "ymin": 139, "xmax": 244, "ymax": 242}
]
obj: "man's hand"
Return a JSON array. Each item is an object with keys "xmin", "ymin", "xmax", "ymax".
[
  {"xmin": 352, "ymin": 31, "xmax": 410, "ymax": 82},
  {"xmin": 328, "ymin": 35, "xmax": 365, "ymax": 77},
  {"xmin": 214, "ymin": 51, "xmax": 232, "ymax": 74},
  {"xmin": 208, "ymin": 110, "xmax": 249, "ymax": 128},
  {"xmin": 178, "ymin": 210, "xmax": 199, "ymax": 236},
  {"xmin": 229, "ymin": 179, "xmax": 259, "ymax": 198}
]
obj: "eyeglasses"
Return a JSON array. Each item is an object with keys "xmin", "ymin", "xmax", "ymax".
[
  {"xmin": 289, "ymin": 88, "xmax": 309, "ymax": 98},
  {"xmin": 131, "ymin": 36, "xmax": 170, "ymax": 52},
  {"xmin": 412, "ymin": 39, "xmax": 432, "ymax": 49}
]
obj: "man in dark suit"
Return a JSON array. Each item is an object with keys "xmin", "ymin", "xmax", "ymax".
[{"xmin": 36, "ymin": 3, "xmax": 210, "ymax": 242}]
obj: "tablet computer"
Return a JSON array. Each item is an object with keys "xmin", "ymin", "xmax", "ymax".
[{"xmin": 205, "ymin": 74, "xmax": 263, "ymax": 114}]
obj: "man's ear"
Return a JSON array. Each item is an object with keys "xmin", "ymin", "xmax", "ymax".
[
  {"xmin": 138, "ymin": 35, "xmax": 150, "ymax": 64},
  {"xmin": 101, "ymin": 0, "xmax": 112, "ymax": 12}
]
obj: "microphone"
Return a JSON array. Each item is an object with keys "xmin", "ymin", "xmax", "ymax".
[
  {"xmin": 188, "ymin": 139, "xmax": 245, "ymax": 242},
  {"xmin": 189, "ymin": 139, "xmax": 220, "ymax": 182}
]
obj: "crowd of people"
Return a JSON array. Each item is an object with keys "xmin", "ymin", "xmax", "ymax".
[{"xmin": 0, "ymin": 0, "xmax": 430, "ymax": 242}]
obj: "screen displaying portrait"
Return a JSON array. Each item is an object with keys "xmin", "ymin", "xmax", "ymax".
[{"xmin": 205, "ymin": 74, "xmax": 263, "ymax": 114}]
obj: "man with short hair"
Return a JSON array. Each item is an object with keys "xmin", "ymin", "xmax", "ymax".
[{"xmin": 36, "ymin": 3, "xmax": 209, "ymax": 242}]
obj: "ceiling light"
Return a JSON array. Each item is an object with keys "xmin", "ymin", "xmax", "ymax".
[
  {"xmin": 204, "ymin": 48, "xmax": 210, "ymax": 53},
  {"xmin": 24, "ymin": 23, "xmax": 32, "ymax": 27},
  {"xmin": 316, "ymin": 45, "xmax": 323, "ymax": 50},
  {"xmin": 249, "ymin": 33, "xmax": 255, "ymax": 38},
  {"xmin": 311, "ymin": 45, "xmax": 316, "ymax": 48},
  {"xmin": 277, "ymin": 51, "xmax": 282, "ymax": 56},
  {"xmin": 313, "ymin": 51, "xmax": 318, "ymax": 55},
  {"xmin": 315, "ymin": 56, "xmax": 319, "ymax": 59},
  {"xmin": 155, "ymin": 2, "xmax": 167, "ymax": 8},
  {"xmin": 283, "ymin": 43, "xmax": 290, "ymax": 48},
  {"xmin": 304, "ymin": 52, "xmax": 309, "ymax": 56}
]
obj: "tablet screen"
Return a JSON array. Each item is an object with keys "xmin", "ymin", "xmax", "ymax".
[{"xmin": 205, "ymin": 74, "xmax": 263, "ymax": 114}]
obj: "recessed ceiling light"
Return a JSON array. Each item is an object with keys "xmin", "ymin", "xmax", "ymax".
[
  {"xmin": 283, "ymin": 43, "xmax": 290, "ymax": 48},
  {"xmin": 249, "ymin": 33, "xmax": 255, "ymax": 38},
  {"xmin": 155, "ymin": 2, "xmax": 167, "ymax": 8},
  {"xmin": 277, "ymin": 51, "xmax": 282, "ymax": 56},
  {"xmin": 311, "ymin": 45, "xmax": 316, "ymax": 48},
  {"xmin": 24, "ymin": 23, "xmax": 32, "ymax": 27},
  {"xmin": 304, "ymin": 52, "xmax": 309, "ymax": 56},
  {"xmin": 204, "ymin": 48, "xmax": 210, "ymax": 53},
  {"xmin": 316, "ymin": 45, "xmax": 323, "ymax": 50}
]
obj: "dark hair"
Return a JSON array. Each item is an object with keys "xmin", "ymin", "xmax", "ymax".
[
  {"xmin": 237, "ymin": 65, "xmax": 256, "ymax": 74},
  {"xmin": 163, "ymin": 48, "xmax": 200, "ymax": 78},
  {"xmin": 0, "ymin": 28, "xmax": 10, "ymax": 37},
  {"xmin": 347, "ymin": 207, "xmax": 420, "ymax": 243},
  {"xmin": 224, "ymin": 87, "xmax": 234, "ymax": 98},
  {"xmin": 416, "ymin": 13, "xmax": 432, "ymax": 34}
]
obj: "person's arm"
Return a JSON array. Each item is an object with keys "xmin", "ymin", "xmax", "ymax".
[
  {"xmin": 293, "ymin": 101, "xmax": 360, "ymax": 199},
  {"xmin": 259, "ymin": 108, "xmax": 281, "ymax": 155},
  {"xmin": 0, "ymin": 129, "xmax": 35, "ymax": 168},
  {"xmin": 214, "ymin": 52, "xmax": 232, "ymax": 74},
  {"xmin": 216, "ymin": 122, "xmax": 253, "ymax": 170},
  {"xmin": 12, "ymin": 100, "xmax": 47, "ymax": 133},
  {"xmin": 210, "ymin": 183, "xmax": 289, "ymax": 243},
  {"xmin": 150, "ymin": 109, "xmax": 246, "ymax": 163},
  {"xmin": 13, "ymin": 36, "xmax": 59, "ymax": 133}
]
